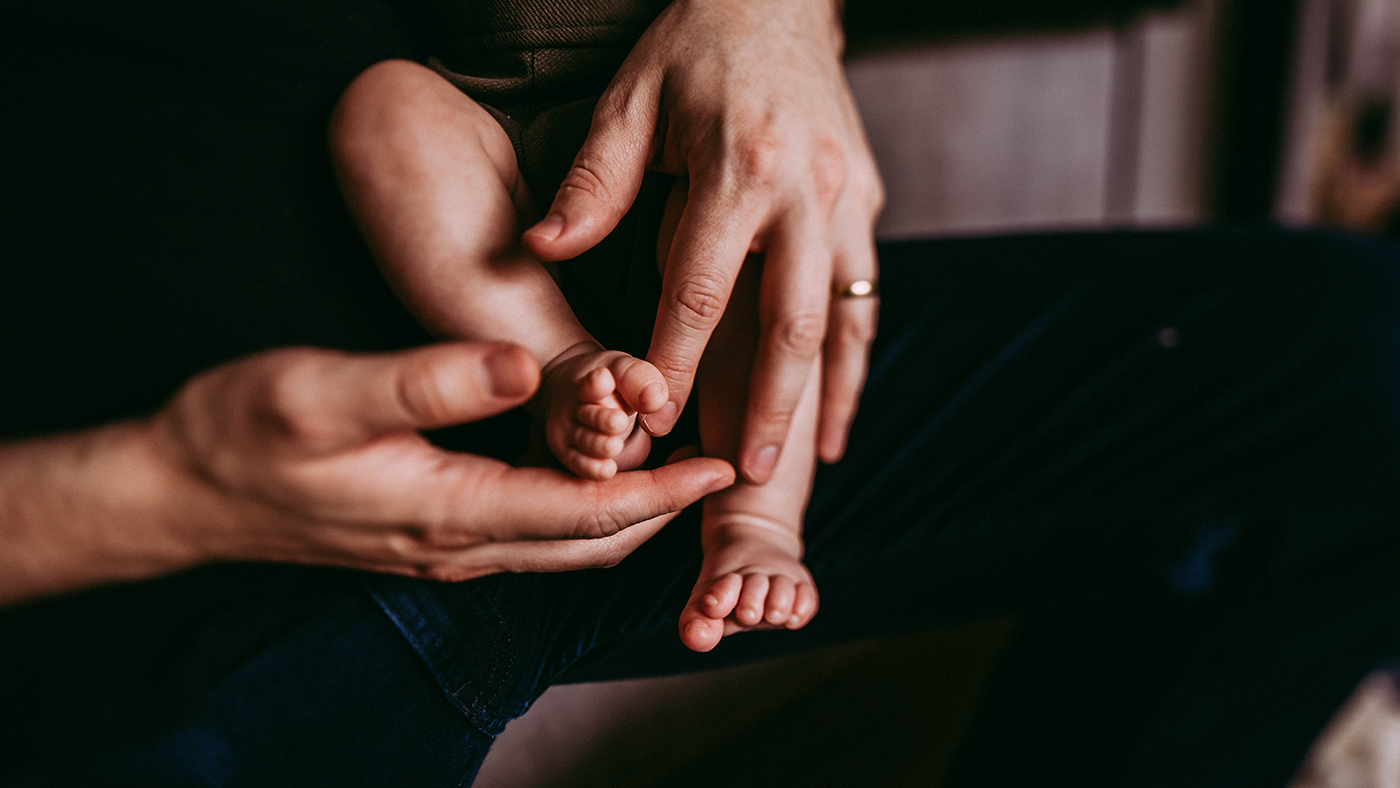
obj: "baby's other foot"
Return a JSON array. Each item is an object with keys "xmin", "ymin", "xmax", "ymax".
[
  {"xmin": 541, "ymin": 348, "xmax": 667, "ymax": 480},
  {"xmin": 678, "ymin": 521, "xmax": 818, "ymax": 653}
]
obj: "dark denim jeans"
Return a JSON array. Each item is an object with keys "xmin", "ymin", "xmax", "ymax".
[
  {"xmin": 360, "ymin": 229, "xmax": 1400, "ymax": 788},
  {"xmin": 11, "ymin": 230, "xmax": 1392, "ymax": 787}
]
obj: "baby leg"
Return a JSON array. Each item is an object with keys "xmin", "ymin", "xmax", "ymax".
[
  {"xmin": 330, "ymin": 60, "xmax": 593, "ymax": 367},
  {"xmin": 678, "ymin": 262, "xmax": 820, "ymax": 653}
]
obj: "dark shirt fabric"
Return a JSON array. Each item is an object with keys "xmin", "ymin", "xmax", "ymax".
[{"xmin": 421, "ymin": 0, "xmax": 677, "ymax": 358}]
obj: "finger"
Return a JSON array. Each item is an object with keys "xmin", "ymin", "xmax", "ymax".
[
  {"xmin": 734, "ymin": 574, "xmax": 770, "ymax": 627},
  {"xmin": 644, "ymin": 178, "xmax": 767, "ymax": 436},
  {"xmin": 521, "ymin": 74, "xmax": 662, "ymax": 262},
  {"xmin": 466, "ymin": 507, "xmax": 682, "ymax": 576},
  {"xmin": 322, "ymin": 343, "xmax": 539, "ymax": 442},
  {"xmin": 764, "ymin": 575, "xmax": 797, "ymax": 625},
  {"xmin": 819, "ymin": 238, "xmax": 879, "ymax": 463},
  {"xmin": 739, "ymin": 209, "xmax": 831, "ymax": 482},
  {"xmin": 474, "ymin": 456, "xmax": 734, "ymax": 541}
]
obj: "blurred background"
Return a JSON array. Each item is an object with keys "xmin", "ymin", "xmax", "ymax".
[
  {"xmin": 475, "ymin": 2, "xmax": 1400, "ymax": 786},
  {"xmin": 844, "ymin": 0, "xmax": 1400, "ymax": 240}
]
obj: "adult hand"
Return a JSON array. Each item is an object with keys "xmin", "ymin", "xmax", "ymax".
[
  {"xmin": 521, "ymin": 0, "xmax": 884, "ymax": 482},
  {"xmin": 0, "ymin": 342, "xmax": 734, "ymax": 605}
]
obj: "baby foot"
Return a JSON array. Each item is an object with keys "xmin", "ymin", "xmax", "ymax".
[
  {"xmin": 539, "ymin": 346, "xmax": 668, "ymax": 480},
  {"xmin": 678, "ymin": 519, "xmax": 819, "ymax": 653}
]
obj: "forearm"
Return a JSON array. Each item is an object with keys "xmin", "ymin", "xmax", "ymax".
[{"xmin": 0, "ymin": 421, "xmax": 200, "ymax": 606}]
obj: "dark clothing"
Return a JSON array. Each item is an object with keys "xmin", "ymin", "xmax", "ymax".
[{"xmin": 4, "ymin": 1, "xmax": 1400, "ymax": 787}]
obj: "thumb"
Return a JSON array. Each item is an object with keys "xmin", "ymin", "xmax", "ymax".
[
  {"xmin": 522, "ymin": 78, "xmax": 660, "ymax": 262},
  {"xmin": 338, "ymin": 342, "xmax": 540, "ymax": 438}
]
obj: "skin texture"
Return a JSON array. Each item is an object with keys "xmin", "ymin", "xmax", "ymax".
[
  {"xmin": 520, "ymin": 0, "xmax": 885, "ymax": 483},
  {"xmin": 2, "ymin": 0, "xmax": 878, "ymax": 609},
  {"xmin": 0, "ymin": 342, "xmax": 734, "ymax": 606},
  {"xmin": 678, "ymin": 256, "xmax": 821, "ymax": 652},
  {"xmin": 332, "ymin": 61, "xmax": 821, "ymax": 652}
]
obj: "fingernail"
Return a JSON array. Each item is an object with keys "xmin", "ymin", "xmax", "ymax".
[
  {"xmin": 529, "ymin": 213, "xmax": 565, "ymax": 242},
  {"xmin": 640, "ymin": 382, "xmax": 664, "ymax": 411},
  {"xmin": 640, "ymin": 401, "xmax": 678, "ymax": 436},
  {"xmin": 704, "ymin": 469, "xmax": 735, "ymax": 495},
  {"xmin": 484, "ymin": 347, "xmax": 536, "ymax": 398},
  {"xmin": 746, "ymin": 445, "xmax": 780, "ymax": 481}
]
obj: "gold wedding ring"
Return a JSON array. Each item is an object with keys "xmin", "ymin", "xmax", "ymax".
[{"xmin": 832, "ymin": 279, "xmax": 878, "ymax": 299}]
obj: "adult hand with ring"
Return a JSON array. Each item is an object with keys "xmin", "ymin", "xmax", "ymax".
[{"xmin": 522, "ymin": 0, "xmax": 885, "ymax": 482}]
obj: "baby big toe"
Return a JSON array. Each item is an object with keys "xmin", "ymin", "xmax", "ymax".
[
  {"xmin": 613, "ymin": 359, "xmax": 667, "ymax": 414},
  {"xmin": 679, "ymin": 613, "xmax": 724, "ymax": 653}
]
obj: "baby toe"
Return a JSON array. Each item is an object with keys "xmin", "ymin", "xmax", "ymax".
[
  {"xmin": 572, "ymin": 426, "xmax": 625, "ymax": 459},
  {"xmin": 577, "ymin": 367, "xmax": 617, "ymax": 405},
  {"xmin": 764, "ymin": 576, "xmax": 797, "ymax": 626},
  {"xmin": 788, "ymin": 582, "xmax": 819, "ymax": 629},
  {"xmin": 578, "ymin": 403, "xmax": 632, "ymax": 436},
  {"xmin": 679, "ymin": 610, "xmax": 724, "ymax": 653},
  {"xmin": 563, "ymin": 451, "xmax": 617, "ymax": 481},
  {"xmin": 700, "ymin": 573, "xmax": 743, "ymax": 619},
  {"xmin": 611, "ymin": 357, "xmax": 668, "ymax": 414},
  {"xmin": 734, "ymin": 574, "xmax": 771, "ymax": 627}
]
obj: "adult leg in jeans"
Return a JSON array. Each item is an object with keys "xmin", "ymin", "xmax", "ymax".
[
  {"xmin": 11, "ymin": 228, "xmax": 1399, "ymax": 786},
  {"xmin": 548, "ymin": 228, "xmax": 1400, "ymax": 787}
]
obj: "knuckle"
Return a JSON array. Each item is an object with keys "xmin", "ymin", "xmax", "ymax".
[
  {"xmin": 754, "ymin": 400, "xmax": 799, "ymax": 435},
  {"xmin": 669, "ymin": 274, "xmax": 728, "ymax": 330},
  {"xmin": 773, "ymin": 311, "xmax": 828, "ymax": 358},
  {"xmin": 394, "ymin": 357, "xmax": 455, "ymax": 426},
  {"xmin": 258, "ymin": 358, "xmax": 325, "ymax": 436},
  {"xmin": 576, "ymin": 487, "xmax": 629, "ymax": 539},
  {"xmin": 867, "ymin": 174, "xmax": 887, "ymax": 215},
  {"xmin": 810, "ymin": 137, "xmax": 848, "ymax": 209},
  {"xmin": 732, "ymin": 128, "xmax": 784, "ymax": 188},
  {"xmin": 589, "ymin": 549, "xmax": 625, "ymax": 570},
  {"xmin": 835, "ymin": 311, "xmax": 877, "ymax": 348},
  {"xmin": 558, "ymin": 156, "xmax": 618, "ymax": 209}
]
